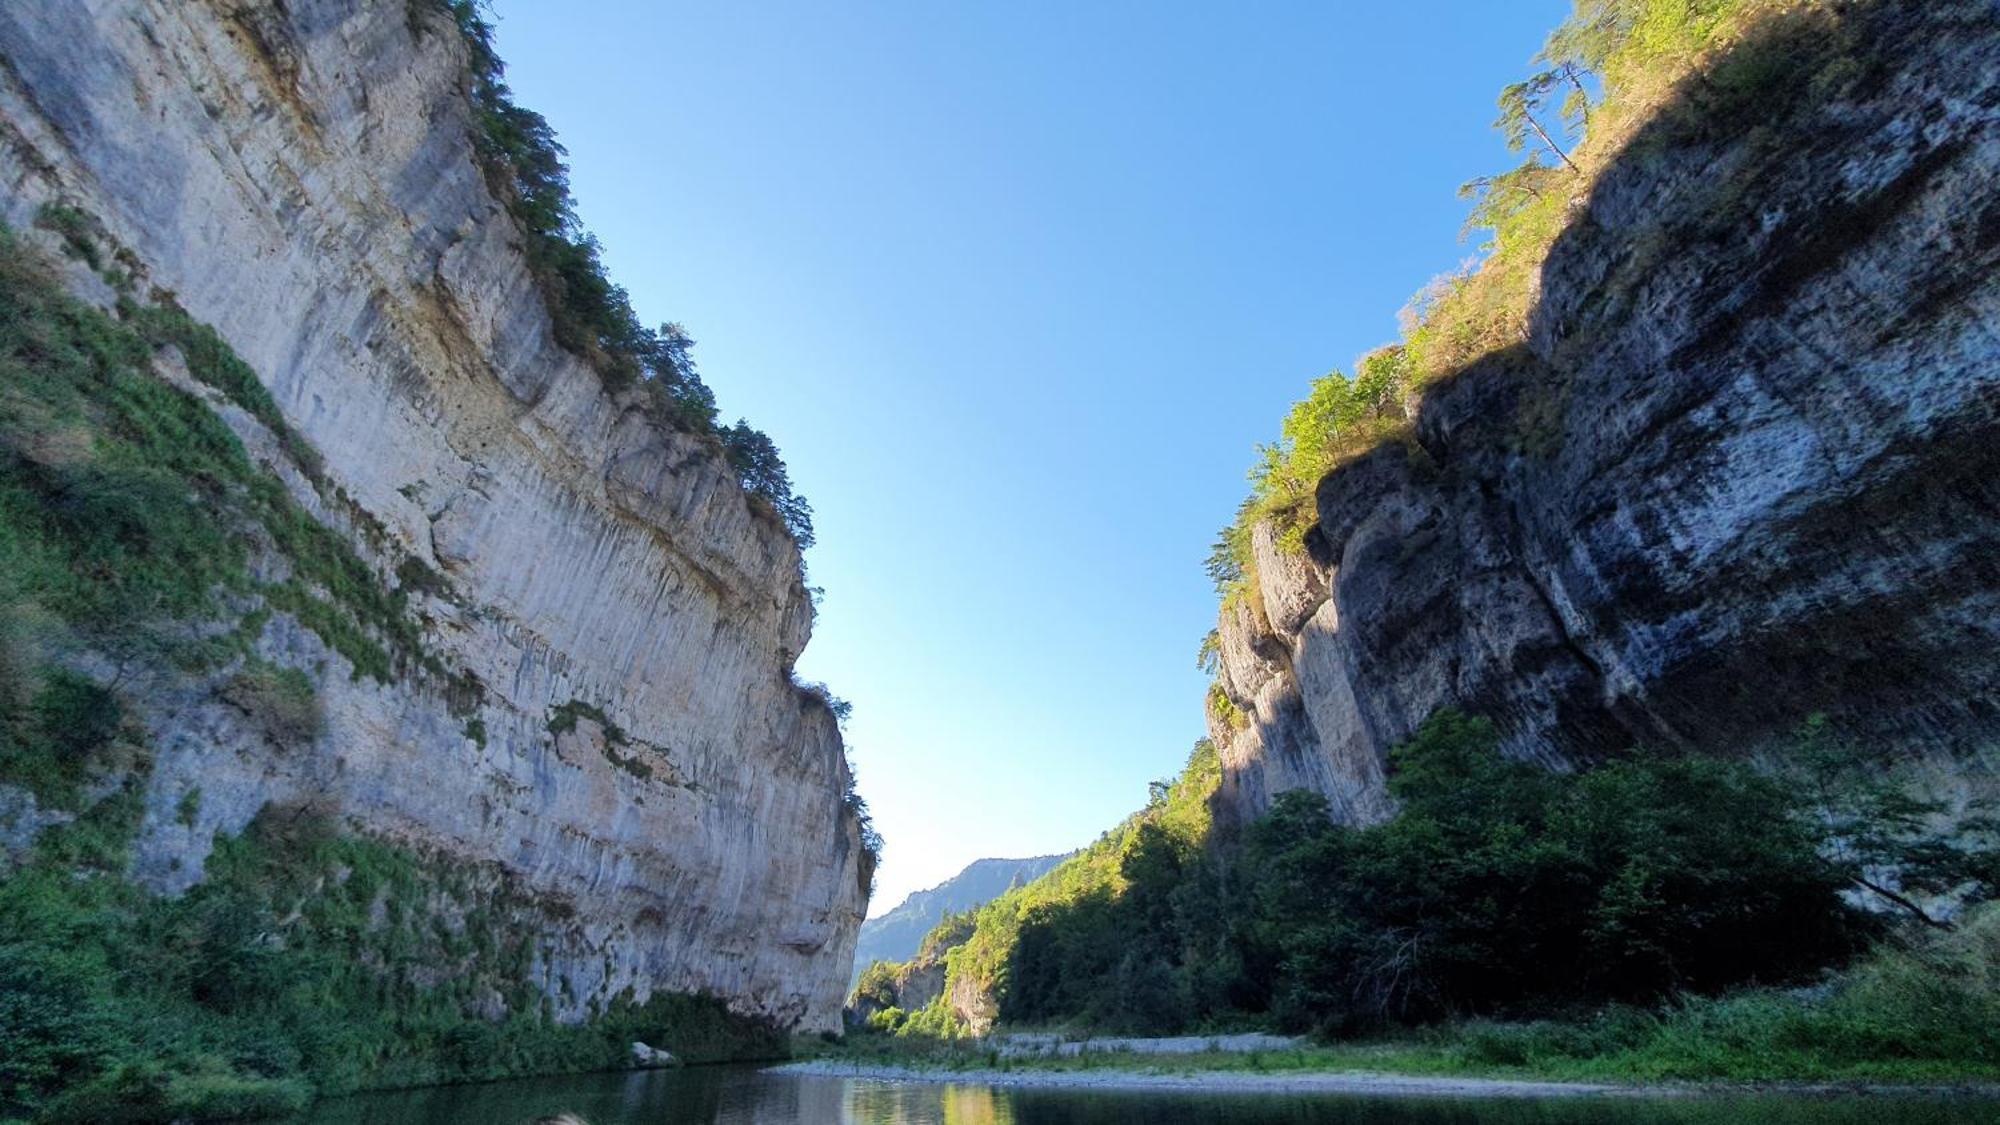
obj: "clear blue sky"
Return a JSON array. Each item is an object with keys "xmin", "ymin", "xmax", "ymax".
[{"xmin": 487, "ymin": 0, "xmax": 1570, "ymax": 914}]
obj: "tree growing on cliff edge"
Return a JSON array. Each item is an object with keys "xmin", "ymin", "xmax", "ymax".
[
  {"xmin": 1788, "ymin": 715, "xmax": 2000, "ymax": 930},
  {"xmin": 1494, "ymin": 67, "xmax": 1587, "ymax": 173},
  {"xmin": 722, "ymin": 422, "xmax": 815, "ymax": 549},
  {"xmin": 435, "ymin": 0, "xmax": 816, "ymax": 551}
]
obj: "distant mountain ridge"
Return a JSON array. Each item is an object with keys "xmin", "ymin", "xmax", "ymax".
[{"xmin": 852, "ymin": 856, "xmax": 1066, "ymax": 981}]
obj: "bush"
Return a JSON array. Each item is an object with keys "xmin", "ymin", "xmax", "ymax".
[
  {"xmin": 220, "ymin": 662, "xmax": 323, "ymax": 746},
  {"xmin": 865, "ymin": 1007, "xmax": 908, "ymax": 1033},
  {"xmin": 0, "ymin": 669, "xmax": 124, "ymax": 810},
  {"xmin": 39, "ymin": 1062, "xmax": 310, "ymax": 1123},
  {"xmin": 0, "ymin": 791, "xmax": 792, "ymax": 1120}
]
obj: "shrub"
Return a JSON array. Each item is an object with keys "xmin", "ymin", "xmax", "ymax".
[
  {"xmin": 38, "ymin": 1062, "xmax": 311, "ymax": 1124},
  {"xmin": 220, "ymin": 662, "xmax": 323, "ymax": 746},
  {"xmin": 174, "ymin": 787, "xmax": 201, "ymax": 828},
  {"xmin": 845, "ymin": 774, "xmax": 881, "ymax": 899},
  {"xmin": 547, "ymin": 698, "xmax": 620, "ymax": 742},
  {"xmin": 0, "ymin": 669, "xmax": 124, "ymax": 810},
  {"xmin": 33, "ymin": 203, "xmax": 104, "ymax": 272},
  {"xmin": 865, "ymin": 1007, "xmax": 908, "ymax": 1033}
]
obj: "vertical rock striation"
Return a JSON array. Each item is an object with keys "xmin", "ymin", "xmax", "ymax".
[
  {"xmin": 0, "ymin": 1, "xmax": 864, "ymax": 1030},
  {"xmin": 1208, "ymin": 2, "xmax": 2000, "ymax": 829}
]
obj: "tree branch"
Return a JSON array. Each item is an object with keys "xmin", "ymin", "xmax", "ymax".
[
  {"xmin": 1852, "ymin": 875, "xmax": 1954, "ymax": 931},
  {"xmin": 1527, "ymin": 110, "xmax": 1581, "ymax": 173}
]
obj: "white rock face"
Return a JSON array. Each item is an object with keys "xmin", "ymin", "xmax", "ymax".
[
  {"xmin": 0, "ymin": 1, "xmax": 864, "ymax": 1030},
  {"xmin": 1208, "ymin": 4, "xmax": 2000, "ymax": 830}
]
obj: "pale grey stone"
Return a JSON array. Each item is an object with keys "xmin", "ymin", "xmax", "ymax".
[{"xmin": 0, "ymin": 1, "xmax": 863, "ymax": 1032}]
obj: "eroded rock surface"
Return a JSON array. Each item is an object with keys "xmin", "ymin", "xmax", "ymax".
[
  {"xmin": 1209, "ymin": 3, "xmax": 2000, "ymax": 828},
  {"xmin": 0, "ymin": 1, "xmax": 864, "ymax": 1030}
]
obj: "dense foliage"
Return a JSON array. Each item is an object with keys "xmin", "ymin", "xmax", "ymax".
[
  {"xmin": 847, "ymin": 905, "xmax": 2000, "ymax": 1082},
  {"xmin": 875, "ymin": 741, "xmax": 1224, "ymax": 1035},
  {"xmin": 1440, "ymin": 904, "xmax": 2000, "ymax": 1079},
  {"xmin": 0, "ymin": 797, "xmax": 783, "ymax": 1122},
  {"xmin": 882, "ymin": 712, "xmax": 1997, "ymax": 1042},
  {"xmin": 432, "ymin": 0, "xmax": 814, "ymax": 547},
  {"xmin": 1238, "ymin": 713, "xmax": 1867, "ymax": 1031}
]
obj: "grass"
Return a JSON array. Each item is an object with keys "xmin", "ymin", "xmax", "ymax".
[
  {"xmin": 119, "ymin": 299, "xmax": 322, "ymax": 483},
  {"xmin": 823, "ymin": 1032, "xmax": 2000, "ymax": 1088},
  {"xmin": 0, "ymin": 218, "xmax": 434, "ymax": 702}
]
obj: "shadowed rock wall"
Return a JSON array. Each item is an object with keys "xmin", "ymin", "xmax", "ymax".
[{"xmin": 1208, "ymin": 2, "xmax": 2000, "ymax": 829}]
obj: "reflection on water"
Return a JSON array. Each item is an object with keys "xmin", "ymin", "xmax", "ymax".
[{"xmin": 299, "ymin": 1066, "xmax": 1996, "ymax": 1125}]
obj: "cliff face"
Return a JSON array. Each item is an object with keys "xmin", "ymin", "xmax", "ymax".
[
  {"xmin": 1209, "ymin": 3, "xmax": 2000, "ymax": 829},
  {"xmin": 0, "ymin": 1, "xmax": 863, "ymax": 1031}
]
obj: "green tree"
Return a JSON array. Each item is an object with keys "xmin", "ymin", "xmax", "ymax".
[
  {"xmin": 1789, "ymin": 715, "xmax": 2000, "ymax": 929},
  {"xmin": 1496, "ymin": 70, "xmax": 1582, "ymax": 172}
]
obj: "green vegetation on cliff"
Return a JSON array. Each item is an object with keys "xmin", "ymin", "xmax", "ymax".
[
  {"xmin": 0, "ymin": 792, "xmax": 783, "ymax": 1122},
  {"xmin": 0, "ymin": 208, "xmax": 471, "ymax": 702},
  {"xmin": 429, "ymin": 0, "xmax": 815, "ymax": 548},
  {"xmin": 1206, "ymin": 0, "xmax": 1885, "ymax": 594},
  {"xmin": 936, "ymin": 0, "xmax": 2000, "ymax": 1078},
  {"xmin": 0, "ymin": 226, "xmax": 783, "ymax": 1121}
]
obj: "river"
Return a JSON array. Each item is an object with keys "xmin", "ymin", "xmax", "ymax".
[{"xmin": 298, "ymin": 1066, "xmax": 1997, "ymax": 1124}]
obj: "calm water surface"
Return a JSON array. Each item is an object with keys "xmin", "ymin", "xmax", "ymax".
[{"xmin": 300, "ymin": 1066, "xmax": 1998, "ymax": 1125}]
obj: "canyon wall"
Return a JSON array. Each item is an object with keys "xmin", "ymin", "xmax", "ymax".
[
  {"xmin": 0, "ymin": 0, "xmax": 863, "ymax": 1030},
  {"xmin": 1208, "ymin": 2, "xmax": 2000, "ymax": 829}
]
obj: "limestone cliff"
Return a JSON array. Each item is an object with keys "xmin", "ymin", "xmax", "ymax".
[
  {"xmin": 0, "ymin": 1, "xmax": 864, "ymax": 1031},
  {"xmin": 1208, "ymin": 1, "xmax": 2000, "ymax": 829}
]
